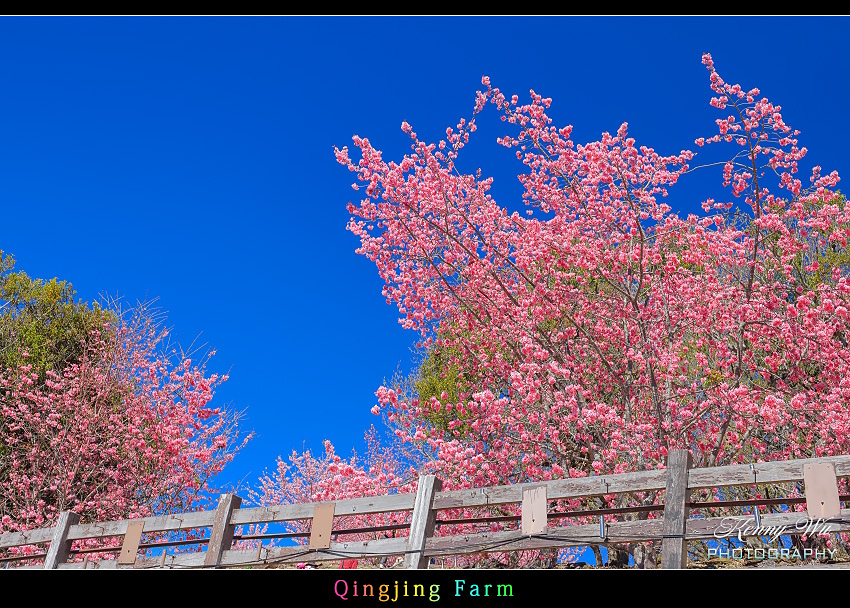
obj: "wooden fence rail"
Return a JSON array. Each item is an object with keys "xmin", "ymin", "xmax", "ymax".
[{"xmin": 2, "ymin": 451, "xmax": 850, "ymax": 569}]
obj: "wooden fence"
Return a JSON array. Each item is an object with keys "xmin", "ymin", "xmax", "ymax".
[{"xmin": 2, "ymin": 450, "xmax": 850, "ymax": 569}]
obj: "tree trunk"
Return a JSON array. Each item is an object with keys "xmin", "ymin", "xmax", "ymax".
[
  {"xmin": 607, "ymin": 544, "xmax": 630, "ymax": 568},
  {"xmin": 591, "ymin": 545, "xmax": 604, "ymax": 567},
  {"xmin": 630, "ymin": 542, "xmax": 657, "ymax": 569}
]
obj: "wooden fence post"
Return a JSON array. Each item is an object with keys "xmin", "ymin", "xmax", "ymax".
[
  {"xmin": 404, "ymin": 475, "xmax": 442, "ymax": 569},
  {"xmin": 204, "ymin": 493, "xmax": 242, "ymax": 568},
  {"xmin": 661, "ymin": 449, "xmax": 692, "ymax": 569},
  {"xmin": 43, "ymin": 511, "xmax": 80, "ymax": 569}
]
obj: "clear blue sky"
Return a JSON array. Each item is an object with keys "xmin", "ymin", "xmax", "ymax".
[{"xmin": 1, "ymin": 16, "xmax": 848, "ymax": 499}]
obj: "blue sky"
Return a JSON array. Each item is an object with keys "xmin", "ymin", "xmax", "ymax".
[{"xmin": 1, "ymin": 16, "xmax": 848, "ymax": 500}]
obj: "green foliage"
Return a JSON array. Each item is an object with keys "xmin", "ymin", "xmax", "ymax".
[
  {"xmin": 415, "ymin": 346, "xmax": 470, "ymax": 404},
  {"xmin": 792, "ymin": 193, "xmax": 850, "ymax": 290},
  {"xmin": 412, "ymin": 344, "xmax": 477, "ymax": 435},
  {"xmin": 0, "ymin": 251, "xmax": 115, "ymax": 378}
]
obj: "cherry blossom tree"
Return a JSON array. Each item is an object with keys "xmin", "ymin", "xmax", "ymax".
[
  {"xmin": 334, "ymin": 54, "xmax": 849, "ymax": 565},
  {"xmin": 251, "ymin": 426, "xmax": 577, "ymax": 567},
  {"xmin": 250, "ymin": 426, "xmax": 418, "ymax": 565},
  {"xmin": 0, "ymin": 299, "xmax": 251, "ymax": 561}
]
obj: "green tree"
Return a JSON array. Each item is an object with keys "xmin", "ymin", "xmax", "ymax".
[{"xmin": 0, "ymin": 251, "xmax": 114, "ymax": 378}]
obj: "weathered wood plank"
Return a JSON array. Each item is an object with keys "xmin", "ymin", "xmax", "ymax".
[
  {"xmin": 687, "ymin": 454, "xmax": 850, "ymax": 489},
  {"xmin": 1, "ymin": 509, "xmax": 215, "ymax": 549},
  {"xmin": 68, "ymin": 510, "xmax": 217, "ymax": 540},
  {"xmin": 113, "ymin": 536, "xmax": 411, "ymax": 569},
  {"xmin": 229, "ymin": 492, "xmax": 417, "ymax": 526},
  {"xmin": 226, "ymin": 535, "xmax": 411, "ymax": 567},
  {"xmin": 0, "ymin": 527, "xmax": 55, "ymax": 550},
  {"xmin": 404, "ymin": 475, "xmax": 442, "ymax": 569},
  {"xmin": 431, "ymin": 471, "xmax": 667, "ymax": 510},
  {"xmin": 661, "ymin": 449, "xmax": 692, "ymax": 569},
  {"xmin": 203, "ymin": 493, "xmax": 242, "ymax": 568},
  {"xmin": 0, "ymin": 510, "xmax": 220, "ymax": 550},
  {"xmin": 43, "ymin": 511, "xmax": 80, "ymax": 569}
]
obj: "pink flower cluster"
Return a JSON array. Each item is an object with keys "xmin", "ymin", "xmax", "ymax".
[
  {"xmin": 0, "ymin": 305, "xmax": 250, "ymax": 560},
  {"xmin": 337, "ymin": 54, "xmax": 849, "ymax": 498}
]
